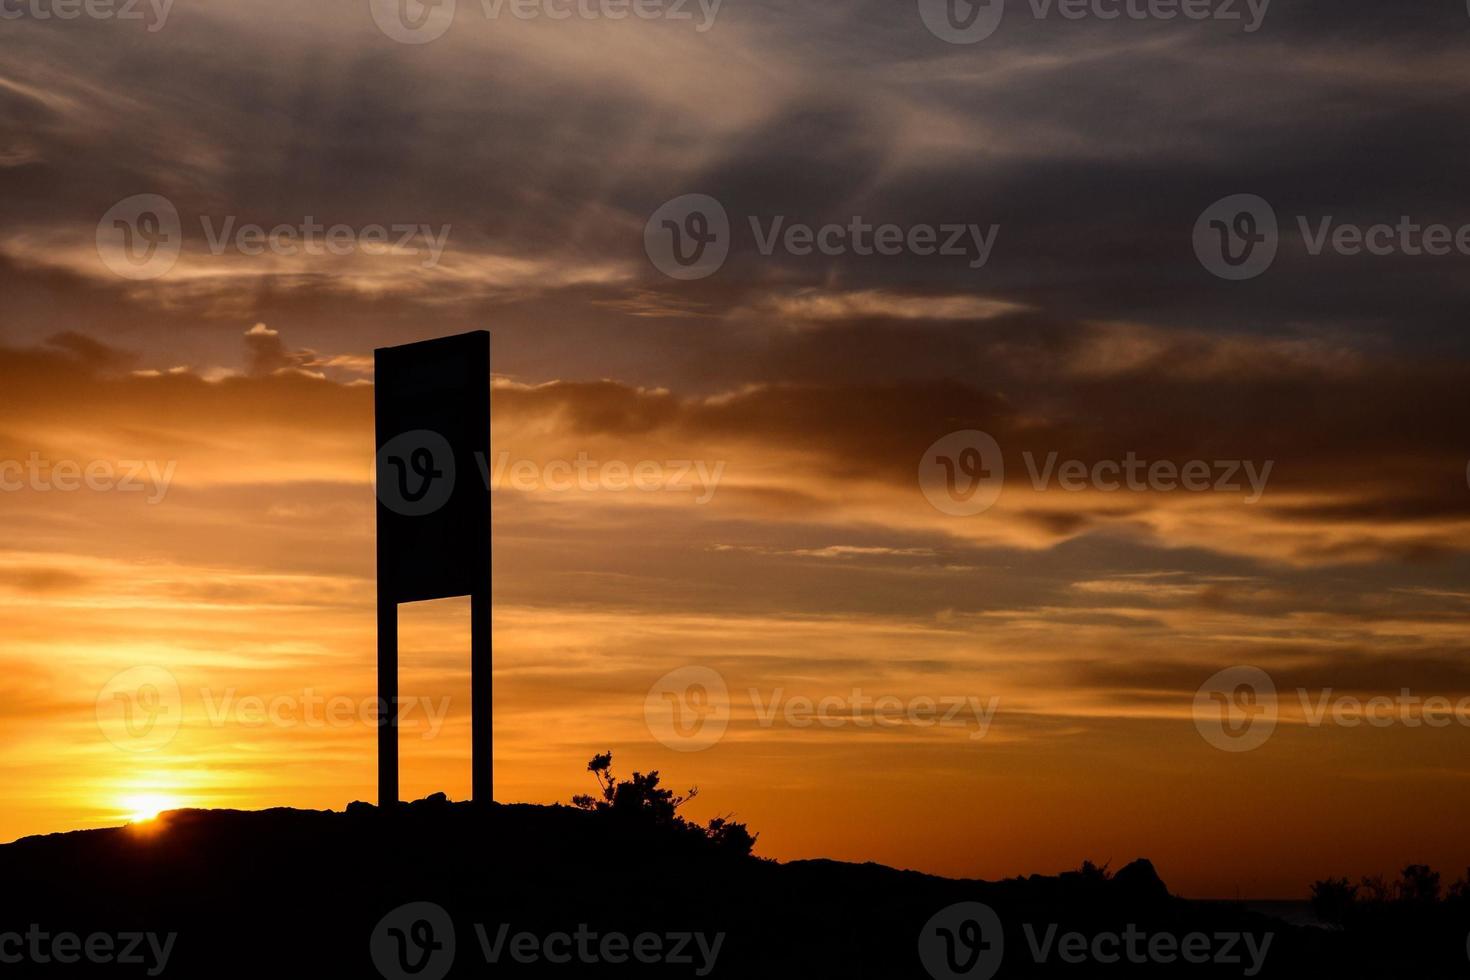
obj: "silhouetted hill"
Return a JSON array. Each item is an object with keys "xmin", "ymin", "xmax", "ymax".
[{"xmin": 0, "ymin": 797, "xmax": 1458, "ymax": 977}]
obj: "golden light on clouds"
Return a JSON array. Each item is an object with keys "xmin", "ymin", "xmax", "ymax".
[{"xmin": 2, "ymin": 301, "xmax": 1470, "ymax": 900}]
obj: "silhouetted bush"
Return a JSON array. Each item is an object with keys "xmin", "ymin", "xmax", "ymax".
[
  {"xmin": 1309, "ymin": 877, "xmax": 1357, "ymax": 925},
  {"xmin": 571, "ymin": 751, "xmax": 758, "ymax": 858},
  {"xmin": 1396, "ymin": 864, "xmax": 1440, "ymax": 903},
  {"xmin": 1311, "ymin": 863, "xmax": 1467, "ymax": 921},
  {"xmin": 1356, "ymin": 873, "xmax": 1392, "ymax": 905}
]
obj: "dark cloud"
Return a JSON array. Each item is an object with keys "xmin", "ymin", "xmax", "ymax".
[
  {"xmin": 4, "ymin": 0, "xmax": 1470, "ymax": 381},
  {"xmin": 1074, "ymin": 651, "xmax": 1470, "ymax": 700}
]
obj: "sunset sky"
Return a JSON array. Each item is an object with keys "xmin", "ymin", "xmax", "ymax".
[{"xmin": 4, "ymin": 0, "xmax": 1470, "ymax": 900}]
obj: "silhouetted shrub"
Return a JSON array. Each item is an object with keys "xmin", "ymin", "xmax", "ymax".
[
  {"xmin": 1312, "ymin": 864, "xmax": 1460, "ymax": 921},
  {"xmin": 1395, "ymin": 864, "xmax": 1440, "ymax": 903},
  {"xmin": 705, "ymin": 816, "xmax": 758, "ymax": 857},
  {"xmin": 571, "ymin": 752, "xmax": 758, "ymax": 857},
  {"xmin": 1309, "ymin": 877, "xmax": 1358, "ymax": 925},
  {"xmin": 1357, "ymin": 873, "xmax": 1392, "ymax": 905}
]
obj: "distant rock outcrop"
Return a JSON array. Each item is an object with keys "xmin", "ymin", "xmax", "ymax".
[{"xmin": 1113, "ymin": 857, "xmax": 1171, "ymax": 903}]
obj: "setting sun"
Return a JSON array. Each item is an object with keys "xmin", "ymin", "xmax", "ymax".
[{"xmin": 120, "ymin": 793, "xmax": 181, "ymax": 824}]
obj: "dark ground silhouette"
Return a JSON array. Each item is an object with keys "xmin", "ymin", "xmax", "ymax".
[{"xmin": 4, "ymin": 785, "xmax": 1467, "ymax": 977}]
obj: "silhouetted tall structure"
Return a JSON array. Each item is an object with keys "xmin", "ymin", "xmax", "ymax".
[{"xmin": 374, "ymin": 331, "xmax": 491, "ymax": 806}]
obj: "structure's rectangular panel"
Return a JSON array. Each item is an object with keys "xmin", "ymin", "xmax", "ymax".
[{"xmin": 375, "ymin": 331, "xmax": 490, "ymax": 604}]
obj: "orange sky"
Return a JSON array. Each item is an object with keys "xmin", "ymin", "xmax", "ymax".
[{"xmin": 2, "ymin": 328, "xmax": 1469, "ymax": 899}]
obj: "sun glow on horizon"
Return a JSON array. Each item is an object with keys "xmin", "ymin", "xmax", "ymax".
[{"xmin": 120, "ymin": 793, "xmax": 182, "ymax": 824}]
